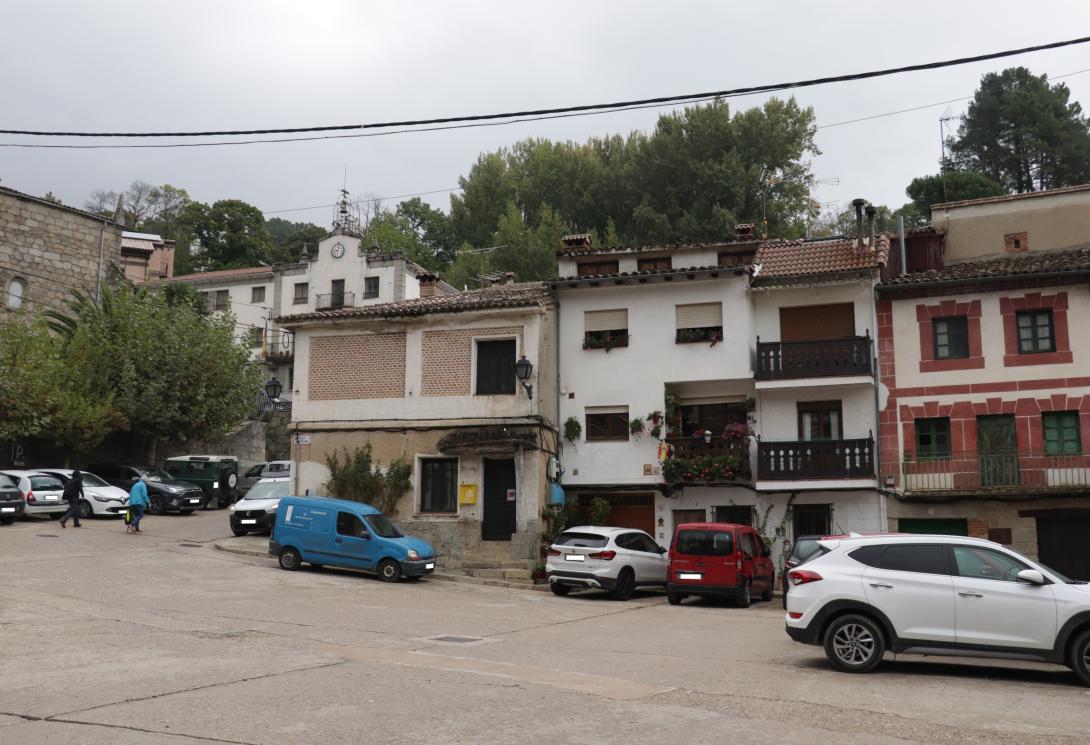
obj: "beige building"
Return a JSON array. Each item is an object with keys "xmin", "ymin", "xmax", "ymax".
[
  {"xmin": 278, "ymin": 280, "xmax": 558, "ymax": 569},
  {"xmin": 877, "ymin": 185, "xmax": 1090, "ymax": 579},
  {"xmin": 120, "ymin": 231, "xmax": 175, "ymax": 283}
]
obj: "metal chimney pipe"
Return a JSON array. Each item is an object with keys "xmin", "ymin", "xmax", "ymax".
[
  {"xmin": 865, "ymin": 205, "xmax": 878, "ymax": 249},
  {"xmin": 852, "ymin": 198, "xmax": 866, "ymax": 249}
]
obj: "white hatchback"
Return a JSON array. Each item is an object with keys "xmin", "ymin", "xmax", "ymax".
[
  {"xmin": 545, "ymin": 526, "xmax": 668, "ymax": 601},
  {"xmin": 39, "ymin": 469, "xmax": 129, "ymax": 519},
  {"xmin": 784, "ymin": 534, "xmax": 1090, "ymax": 686},
  {"xmin": 1, "ymin": 471, "xmax": 67, "ymax": 518}
]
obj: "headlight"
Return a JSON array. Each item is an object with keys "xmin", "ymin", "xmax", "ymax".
[
  {"xmin": 407, "ymin": 549, "xmax": 420, "ymax": 560},
  {"xmin": 92, "ymin": 495, "xmax": 117, "ymax": 503},
  {"xmin": 264, "ymin": 505, "xmax": 278, "ymax": 514}
]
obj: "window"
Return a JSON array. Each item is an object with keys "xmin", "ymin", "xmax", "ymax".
[
  {"xmin": 6, "ymin": 277, "xmax": 26, "ymax": 309},
  {"xmin": 336, "ymin": 511, "xmax": 370, "ymax": 538},
  {"xmin": 676, "ymin": 529, "xmax": 732, "ymax": 556},
  {"xmin": 586, "ymin": 409, "xmax": 629, "ymax": 441},
  {"xmin": 1017, "ymin": 310, "xmax": 1054, "ymax": 353},
  {"xmin": 245, "ymin": 464, "xmax": 265, "ymax": 478},
  {"xmin": 1004, "ymin": 232, "xmax": 1028, "ymax": 253},
  {"xmin": 555, "ymin": 532, "xmax": 609, "ymax": 548},
  {"xmin": 879, "ymin": 544, "xmax": 949, "ymax": 575},
  {"xmin": 679, "ymin": 401, "xmax": 747, "ymax": 436},
  {"xmin": 475, "ymin": 339, "xmax": 516, "ymax": 395},
  {"xmin": 577, "ymin": 260, "xmax": 619, "ymax": 276},
  {"xmin": 675, "ymin": 302, "xmax": 723, "ymax": 343},
  {"xmin": 419, "ymin": 458, "xmax": 457, "ymax": 513},
  {"xmin": 915, "ymin": 417, "xmax": 951, "ymax": 459},
  {"xmin": 293, "ymin": 282, "xmax": 308, "ymax": 304},
  {"xmin": 249, "ymin": 328, "xmax": 263, "ymax": 347},
  {"xmin": 848, "ymin": 545, "xmax": 884, "ymax": 567},
  {"xmin": 714, "ymin": 505, "xmax": 753, "ymax": 526},
  {"xmin": 363, "ymin": 276, "xmax": 380, "ymax": 298},
  {"xmin": 797, "ymin": 401, "xmax": 841, "ymax": 441},
  {"xmin": 251, "ymin": 286, "xmax": 265, "ymax": 304},
  {"xmin": 633, "ymin": 533, "xmax": 662, "ymax": 553},
  {"xmin": 1043, "ymin": 411, "xmax": 1081, "ymax": 454},
  {"xmin": 637, "ymin": 256, "xmax": 671, "ymax": 272},
  {"xmin": 792, "ymin": 504, "xmax": 831, "ymax": 537},
  {"xmin": 952, "ymin": 546, "xmax": 1027, "ymax": 581},
  {"xmin": 933, "ymin": 317, "xmax": 968, "ymax": 359},
  {"xmin": 740, "ymin": 531, "xmax": 758, "ymax": 558},
  {"xmin": 583, "ymin": 309, "xmax": 628, "ymax": 350},
  {"xmin": 212, "ymin": 290, "xmax": 229, "ymax": 311}
]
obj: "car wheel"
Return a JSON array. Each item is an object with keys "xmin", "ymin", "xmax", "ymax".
[
  {"xmin": 278, "ymin": 547, "xmax": 301, "ymax": 571},
  {"xmin": 824, "ymin": 614, "xmax": 886, "ymax": 674},
  {"xmin": 666, "ymin": 591, "xmax": 684, "ymax": 606},
  {"xmin": 149, "ymin": 495, "xmax": 164, "ymax": 515},
  {"xmin": 78, "ymin": 500, "xmax": 93, "ymax": 520},
  {"xmin": 231, "ymin": 528, "xmax": 248, "ymax": 537},
  {"xmin": 550, "ymin": 583, "xmax": 571, "ymax": 597},
  {"xmin": 1071, "ymin": 629, "xmax": 1090, "ymax": 687},
  {"xmin": 736, "ymin": 579, "xmax": 752, "ymax": 608},
  {"xmin": 378, "ymin": 559, "xmax": 402, "ymax": 582},
  {"xmin": 761, "ymin": 574, "xmax": 774, "ymax": 602},
  {"xmin": 611, "ymin": 569, "xmax": 635, "ymax": 601}
]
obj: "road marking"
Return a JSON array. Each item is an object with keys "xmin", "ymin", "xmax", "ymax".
[{"xmin": 331, "ymin": 645, "xmax": 673, "ymax": 700}]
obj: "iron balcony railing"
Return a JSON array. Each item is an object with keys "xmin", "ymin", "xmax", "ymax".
[
  {"xmin": 755, "ymin": 335, "xmax": 872, "ymax": 380},
  {"xmin": 757, "ymin": 436, "xmax": 875, "ymax": 480},
  {"xmin": 665, "ymin": 436, "xmax": 752, "ymax": 480},
  {"xmin": 315, "ymin": 291, "xmax": 355, "ymax": 311},
  {"xmin": 263, "ymin": 330, "xmax": 294, "ymax": 362},
  {"xmin": 902, "ymin": 451, "xmax": 1090, "ymax": 493}
]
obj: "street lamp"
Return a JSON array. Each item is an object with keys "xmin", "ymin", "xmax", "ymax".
[
  {"xmin": 514, "ymin": 356, "xmax": 533, "ymax": 399},
  {"xmin": 265, "ymin": 377, "xmax": 283, "ymax": 401}
]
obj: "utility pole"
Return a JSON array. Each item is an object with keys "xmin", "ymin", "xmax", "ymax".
[{"xmin": 939, "ymin": 112, "xmax": 956, "ymax": 203}]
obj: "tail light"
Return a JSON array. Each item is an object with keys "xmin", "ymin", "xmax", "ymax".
[
  {"xmin": 588, "ymin": 550, "xmax": 616, "ymax": 560},
  {"xmin": 545, "ymin": 547, "xmax": 561, "ymax": 557},
  {"xmin": 736, "ymin": 558, "xmax": 742, "ymax": 571},
  {"xmin": 788, "ymin": 612, "xmax": 803, "ymax": 620},
  {"xmin": 26, "ymin": 491, "xmax": 35, "ymax": 504},
  {"xmin": 788, "ymin": 569, "xmax": 823, "ymax": 586}
]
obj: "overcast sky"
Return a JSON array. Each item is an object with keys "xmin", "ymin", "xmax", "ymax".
[{"xmin": 3, "ymin": 1, "xmax": 1090, "ymax": 230}]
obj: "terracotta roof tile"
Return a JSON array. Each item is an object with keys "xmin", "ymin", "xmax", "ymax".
[
  {"xmin": 278, "ymin": 281, "xmax": 552, "ymax": 324},
  {"xmin": 880, "ymin": 246, "xmax": 1090, "ymax": 289},
  {"xmin": 558, "ymin": 239, "xmax": 759, "ymax": 257},
  {"xmin": 167, "ymin": 266, "xmax": 275, "ymax": 283},
  {"xmin": 551, "ymin": 265, "xmax": 744, "ymax": 283},
  {"xmin": 755, "ymin": 234, "xmax": 889, "ymax": 278},
  {"xmin": 932, "ymin": 183, "xmax": 1090, "ymax": 210}
]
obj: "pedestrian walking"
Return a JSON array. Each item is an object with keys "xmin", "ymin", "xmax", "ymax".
[
  {"xmin": 128, "ymin": 476, "xmax": 150, "ymax": 533},
  {"xmin": 58, "ymin": 469, "xmax": 84, "ymax": 528}
]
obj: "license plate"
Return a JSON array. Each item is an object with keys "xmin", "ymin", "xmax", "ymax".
[
  {"xmin": 678, "ymin": 572, "xmax": 703, "ymax": 580},
  {"xmin": 564, "ymin": 554, "xmax": 586, "ymax": 562},
  {"xmin": 1, "ymin": 507, "xmax": 14, "ymax": 513},
  {"xmin": 189, "ymin": 499, "xmax": 201, "ymax": 504},
  {"xmin": 425, "ymin": 563, "xmax": 434, "ymax": 570},
  {"xmin": 44, "ymin": 495, "xmax": 59, "ymax": 500},
  {"xmin": 240, "ymin": 519, "xmax": 256, "ymax": 525}
]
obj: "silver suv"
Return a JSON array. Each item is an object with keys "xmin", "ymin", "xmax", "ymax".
[{"xmin": 545, "ymin": 526, "xmax": 668, "ymax": 601}]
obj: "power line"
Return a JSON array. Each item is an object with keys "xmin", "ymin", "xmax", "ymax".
[{"xmin": 2, "ymin": 35, "xmax": 1088, "ymax": 140}]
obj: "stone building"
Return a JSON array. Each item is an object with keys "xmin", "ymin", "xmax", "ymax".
[{"xmin": 0, "ymin": 185, "xmax": 123, "ymax": 314}]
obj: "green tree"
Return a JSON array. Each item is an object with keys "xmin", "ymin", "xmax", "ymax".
[
  {"xmin": 324, "ymin": 445, "xmax": 412, "ymax": 515},
  {"xmin": 905, "ymin": 171, "xmax": 1006, "ymax": 217},
  {"xmin": 949, "ymin": 67, "xmax": 1090, "ymax": 193},
  {"xmin": 265, "ymin": 218, "xmax": 327, "ymax": 264},
  {"xmin": 185, "ymin": 199, "xmax": 274, "ymax": 270},
  {"xmin": 393, "ymin": 197, "xmax": 458, "ymax": 268}
]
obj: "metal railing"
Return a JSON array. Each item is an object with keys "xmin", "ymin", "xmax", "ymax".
[
  {"xmin": 755, "ymin": 335, "xmax": 872, "ymax": 380},
  {"xmin": 902, "ymin": 451, "xmax": 1090, "ymax": 492},
  {"xmin": 757, "ymin": 437, "xmax": 874, "ymax": 480},
  {"xmin": 665, "ymin": 436, "xmax": 751, "ymax": 480},
  {"xmin": 263, "ymin": 330, "xmax": 294, "ymax": 362},
  {"xmin": 315, "ymin": 291, "xmax": 355, "ymax": 310}
]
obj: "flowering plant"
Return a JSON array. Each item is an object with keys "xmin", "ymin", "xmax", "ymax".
[
  {"xmin": 721, "ymin": 422, "xmax": 753, "ymax": 440},
  {"xmin": 661, "ymin": 454, "xmax": 742, "ymax": 484}
]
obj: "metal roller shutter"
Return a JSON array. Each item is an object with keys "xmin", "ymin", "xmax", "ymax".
[
  {"xmin": 676, "ymin": 302, "xmax": 723, "ymax": 329},
  {"xmin": 584, "ymin": 309, "xmax": 628, "ymax": 332},
  {"xmin": 779, "ymin": 303, "xmax": 854, "ymax": 342}
]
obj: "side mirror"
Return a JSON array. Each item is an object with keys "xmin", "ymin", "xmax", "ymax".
[
  {"xmin": 658, "ymin": 546, "xmax": 667, "ymax": 555},
  {"xmin": 1016, "ymin": 569, "xmax": 1046, "ymax": 586}
]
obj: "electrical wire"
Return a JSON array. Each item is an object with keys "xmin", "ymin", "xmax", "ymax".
[{"xmin": 2, "ymin": 35, "xmax": 1088, "ymax": 141}]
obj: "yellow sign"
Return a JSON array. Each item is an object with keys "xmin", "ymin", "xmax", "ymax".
[{"xmin": 458, "ymin": 484, "xmax": 478, "ymax": 505}]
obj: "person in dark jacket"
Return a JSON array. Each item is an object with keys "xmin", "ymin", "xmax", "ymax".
[{"xmin": 59, "ymin": 469, "xmax": 84, "ymax": 528}]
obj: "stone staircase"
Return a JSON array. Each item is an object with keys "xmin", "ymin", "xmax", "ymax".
[{"xmin": 440, "ymin": 541, "xmax": 536, "ymax": 588}]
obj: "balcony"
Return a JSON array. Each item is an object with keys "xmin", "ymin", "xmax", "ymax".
[
  {"xmin": 315, "ymin": 291, "xmax": 355, "ymax": 311},
  {"xmin": 263, "ymin": 330, "xmax": 294, "ymax": 363},
  {"xmin": 755, "ymin": 336, "xmax": 872, "ymax": 381},
  {"xmin": 663, "ymin": 436, "xmax": 751, "ymax": 482},
  {"xmin": 901, "ymin": 452, "xmax": 1090, "ymax": 497},
  {"xmin": 757, "ymin": 437, "xmax": 874, "ymax": 481}
]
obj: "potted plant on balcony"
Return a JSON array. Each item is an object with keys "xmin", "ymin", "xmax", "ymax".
[
  {"xmin": 721, "ymin": 422, "xmax": 753, "ymax": 441},
  {"xmin": 563, "ymin": 417, "xmax": 582, "ymax": 446},
  {"xmin": 629, "ymin": 418, "xmax": 645, "ymax": 438},
  {"xmin": 646, "ymin": 410, "xmax": 664, "ymax": 439}
]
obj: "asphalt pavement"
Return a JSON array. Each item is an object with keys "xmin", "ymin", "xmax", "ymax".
[{"xmin": 1, "ymin": 508, "xmax": 1088, "ymax": 744}]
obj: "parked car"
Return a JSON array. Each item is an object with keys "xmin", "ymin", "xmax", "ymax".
[
  {"xmin": 545, "ymin": 526, "xmax": 668, "ymax": 600},
  {"xmin": 784, "ymin": 534, "xmax": 1090, "ymax": 686},
  {"xmin": 667, "ymin": 522, "xmax": 776, "ymax": 607},
  {"xmin": 38, "ymin": 469, "xmax": 129, "ymax": 519},
  {"xmin": 163, "ymin": 455, "xmax": 239, "ymax": 508},
  {"xmin": 0, "ymin": 473, "xmax": 26, "ymax": 524},
  {"xmin": 85, "ymin": 463, "xmax": 207, "ymax": 514},
  {"xmin": 782, "ymin": 535, "xmax": 833, "ymax": 608},
  {"xmin": 228, "ymin": 477, "xmax": 290, "ymax": 535},
  {"xmin": 0, "ymin": 471, "xmax": 67, "ymax": 519},
  {"xmin": 238, "ymin": 460, "xmax": 291, "ymax": 496},
  {"xmin": 270, "ymin": 496, "xmax": 435, "ymax": 582}
]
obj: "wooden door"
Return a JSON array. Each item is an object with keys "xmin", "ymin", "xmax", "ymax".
[
  {"xmin": 779, "ymin": 303, "xmax": 855, "ymax": 342},
  {"xmin": 977, "ymin": 415, "xmax": 1018, "ymax": 487},
  {"xmin": 482, "ymin": 458, "xmax": 517, "ymax": 541}
]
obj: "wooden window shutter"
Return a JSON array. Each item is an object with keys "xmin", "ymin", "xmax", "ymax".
[
  {"xmin": 779, "ymin": 303, "xmax": 854, "ymax": 342},
  {"xmin": 584, "ymin": 309, "xmax": 628, "ymax": 333},
  {"xmin": 675, "ymin": 302, "xmax": 722, "ymax": 330}
]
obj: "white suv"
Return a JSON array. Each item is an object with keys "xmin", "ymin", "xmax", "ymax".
[
  {"xmin": 784, "ymin": 534, "xmax": 1090, "ymax": 685},
  {"xmin": 546, "ymin": 526, "xmax": 668, "ymax": 601}
]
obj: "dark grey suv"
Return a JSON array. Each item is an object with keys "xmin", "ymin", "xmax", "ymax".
[{"xmin": 85, "ymin": 463, "xmax": 207, "ymax": 514}]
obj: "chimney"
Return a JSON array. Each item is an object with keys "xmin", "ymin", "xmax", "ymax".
[
  {"xmin": 734, "ymin": 223, "xmax": 755, "ymax": 240},
  {"xmin": 503, "ymin": 271, "xmax": 516, "ymax": 285},
  {"xmin": 561, "ymin": 233, "xmax": 592, "ymax": 250},
  {"xmin": 851, "ymin": 198, "xmax": 866, "ymax": 250},
  {"xmin": 418, "ymin": 273, "xmax": 438, "ymax": 298},
  {"xmin": 865, "ymin": 205, "xmax": 878, "ymax": 250}
]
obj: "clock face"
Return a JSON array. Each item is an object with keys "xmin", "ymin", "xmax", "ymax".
[{"xmin": 331, "ymin": 242, "xmax": 345, "ymax": 259}]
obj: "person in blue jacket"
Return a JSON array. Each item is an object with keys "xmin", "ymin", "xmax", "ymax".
[{"xmin": 128, "ymin": 476, "xmax": 150, "ymax": 533}]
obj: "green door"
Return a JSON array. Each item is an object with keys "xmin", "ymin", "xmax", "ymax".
[
  {"xmin": 977, "ymin": 415, "xmax": 1019, "ymax": 487},
  {"xmin": 897, "ymin": 518, "xmax": 969, "ymax": 536}
]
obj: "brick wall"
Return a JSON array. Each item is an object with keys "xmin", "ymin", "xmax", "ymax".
[
  {"xmin": 0, "ymin": 190, "xmax": 123, "ymax": 314},
  {"xmin": 309, "ymin": 333, "xmax": 406, "ymax": 400},
  {"xmin": 421, "ymin": 326, "xmax": 524, "ymax": 397}
]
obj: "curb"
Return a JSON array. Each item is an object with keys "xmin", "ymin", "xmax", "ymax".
[{"xmin": 212, "ymin": 539, "xmax": 272, "ymax": 559}]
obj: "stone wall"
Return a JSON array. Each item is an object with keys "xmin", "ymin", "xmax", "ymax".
[
  {"xmin": 265, "ymin": 411, "xmax": 292, "ymax": 460},
  {"xmin": 157, "ymin": 420, "xmax": 268, "ymax": 474},
  {"xmin": 0, "ymin": 188, "xmax": 123, "ymax": 314}
]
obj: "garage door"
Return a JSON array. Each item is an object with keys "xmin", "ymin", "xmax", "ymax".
[
  {"xmin": 897, "ymin": 518, "xmax": 969, "ymax": 536},
  {"xmin": 601, "ymin": 493, "xmax": 654, "ymax": 534},
  {"xmin": 1036, "ymin": 514, "xmax": 1090, "ymax": 581}
]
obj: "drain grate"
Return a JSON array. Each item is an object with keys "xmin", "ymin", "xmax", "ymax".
[
  {"xmin": 36, "ymin": 534, "xmax": 59, "ymax": 538},
  {"xmin": 428, "ymin": 635, "xmax": 482, "ymax": 644},
  {"xmin": 178, "ymin": 543, "xmax": 203, "ymax": 548}
]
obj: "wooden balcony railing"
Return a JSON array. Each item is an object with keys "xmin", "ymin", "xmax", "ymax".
[
  {"xmin": 316, "ymin": 291, "xmax": 355, "ymax": 311},
  {"xmin": 757, "ymin": 437, "xmax": 874, "ymax": 480},
  {"xmin": 665, "ymin": 436, "xmax": 751, "ymax": 480},
  {"xmin": 902, "ymin": 452, "xmax": 1090, "ymax": 493},
  {"xmin": 755, "ymin": 336, "xmax": 872, "ymax": 380}
]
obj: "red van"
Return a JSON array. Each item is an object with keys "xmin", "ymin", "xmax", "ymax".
[{"xmin": 667, "ymin": 522, "xmax": 776, "ymax": 607}]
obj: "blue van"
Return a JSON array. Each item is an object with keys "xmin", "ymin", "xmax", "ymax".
[{"xmin": 269, "ymin": 496, "xmax": 436, "ymax": 582}]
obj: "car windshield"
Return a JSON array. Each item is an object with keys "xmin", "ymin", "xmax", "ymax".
[
  {"xmin": 0, "ymin": 473, "xmax": 17, "ymax": 488},
  {"xmin": 365, "ymin": 514, "xmax": 403, "ymax": 539},
  {"xmin": 1036, "ymin": 561, "xmax": 1085, "ymax": 584},
  {"xmin": 242, "ymin": 481, "xmax": 290, "ymax": 501},
  {"xmin": 554, "ymin": 532, "xmax": 608, "ymax": 548},
  {"xmin": 80, "ymin": 473, "xmax": 109, "ymax": 488},
  {"xmin": 141, "ymin": 468, "xmax": 172, "ymax": 482}
]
